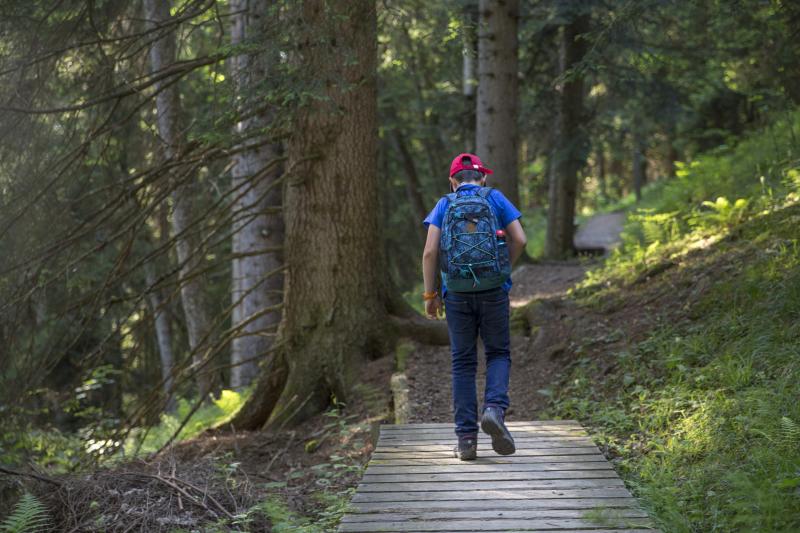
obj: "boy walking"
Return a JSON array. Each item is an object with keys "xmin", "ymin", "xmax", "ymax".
[{"xmin": 422, "ymin": 153, "xmax": 527, "ymax": 460}]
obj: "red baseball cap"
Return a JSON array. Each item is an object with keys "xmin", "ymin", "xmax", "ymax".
[{"xmin": 449, "ymin": 153, "xmax": 494, "ymax": 178}]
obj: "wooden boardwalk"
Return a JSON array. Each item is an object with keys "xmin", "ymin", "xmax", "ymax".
[{"xmin": 339, "ymin": 420, "xmax": 659, "ymax": 532}]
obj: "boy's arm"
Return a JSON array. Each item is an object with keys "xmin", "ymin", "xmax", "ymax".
[
  {"xmin": 505, "ymin": 219, "xmax": 527, "ymax": 265},
  {"xmin": 422, "ymin": 225, "xmax": 441, "ymax": 294}
]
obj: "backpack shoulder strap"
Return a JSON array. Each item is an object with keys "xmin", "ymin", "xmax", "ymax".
[
  {"xmin": 478, "ymin": 186, "xmax": 493, "ymax": 198},
  {"xmin": 446, "ymin": 192, "xmax": 457, "ymax": 202}
]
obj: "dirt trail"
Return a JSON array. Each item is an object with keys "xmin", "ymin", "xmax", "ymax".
[{"xmin": 406, "ymin": 214, "xmax": 622, "ymax": 425}]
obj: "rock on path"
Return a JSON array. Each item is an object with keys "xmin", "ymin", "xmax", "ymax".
[{"xmin": 573, "ymin": 212, "xmax": 625, "ymax": 252}]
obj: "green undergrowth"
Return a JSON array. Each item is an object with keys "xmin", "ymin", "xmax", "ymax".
[
  {"xmin": 244, "ymin": 489, "xmax": 355, "ymax": 533},
  {"xmin": 235, "ymin": 403, "xmax": 364, "ymax": 532},
  {"xmin": 2, "ymin": 390, "xmax": 249, "ymax": 471},
  {"xmin": 581, "ymin": 111, "xmax": 799, "ymax": 290},
  {"xmin": 123, "ymin": 389, "xmax": 248, "ymax": 456},
  {"xmin": 521, "ymin": 207, "xmax": 547, "ymax": 258},
  {"xmin": 545, "ymin": 114, "xmax": 800, "ymax": 531}
]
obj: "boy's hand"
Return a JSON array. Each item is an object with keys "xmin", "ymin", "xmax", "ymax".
[{"xmin": 425, "ymin": 296, "xmax": 443, "ymax": 320}]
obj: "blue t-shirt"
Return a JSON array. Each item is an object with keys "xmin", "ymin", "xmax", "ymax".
[{"xmin": 423, "ymin": 183, "xmax": 522, "ymax": 295}]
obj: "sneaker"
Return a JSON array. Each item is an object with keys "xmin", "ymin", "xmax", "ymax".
[
  {"xmin": 453, "ymin": 435, "xmax": 477, "ymax": 461},
  {"xmin": 480, "ymin": 406, "xmax": 515, "ymax": 455}
]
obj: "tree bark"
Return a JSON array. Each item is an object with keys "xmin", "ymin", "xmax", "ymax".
[
  {"xmin": 597, "ymin": 144, "xmax": 608, "ymax": 202},
  {"xmin": 228, "ymin": 0, "xmax": 284, "ymax": 390},
  {"xmin": 462, "ymin": 2, "xmax": 479, "ymax": 152},
  {"xmin": 477, "ymin": 0, "xmax": 519, "ymax": 206},
  {"xmin": 633, "ymin": 130, "xmax": 647, "ymax": 202},
  {"xmin": 388, "ymin": 122, "xmax": 428, "ymax": 243},
  {"xmin": 666, "ymin": 137, "xmax": 679, "ymax": 179},
  {"xmin": 609, "ymin": 137, "xmax": 626, "ymax": 198},
  {"xmin": 143, "ymin": 0, "xmax": 216, "ymax": 398},
  {"xmin": 544, "ymin": 13, "xmax": 590, "ymax": 259},
  {"xmin": 145, "ymin": 264, "xmax": 176, "ymax": 412},
  {"xmin": 398, "ymin": 21, "xmax": 448, "ymax": 181},
  {"xmin": 230, "ymin": 0, "xmax": 395, "ymax": 430}
]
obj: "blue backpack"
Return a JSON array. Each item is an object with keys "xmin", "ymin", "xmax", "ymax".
[{"xmin": 439, "ymin": 187, "xmax": 511, "ymax": 292}]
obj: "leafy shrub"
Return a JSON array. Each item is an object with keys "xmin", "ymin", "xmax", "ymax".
[{"xmin": 689, "ymin": 196, "xmax": 750, "ymax": 230}]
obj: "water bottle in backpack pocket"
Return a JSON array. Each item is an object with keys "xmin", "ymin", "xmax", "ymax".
[{"xmin": 439, "ymin": 187, "xmax": 511, "ymax": 292}]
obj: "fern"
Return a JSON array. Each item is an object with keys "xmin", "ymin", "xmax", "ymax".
[
  {"xmin": 0, "ymin": 492, "xmax": 51, "ymax": 533},
  {"xmin": 778, "ymin": 416, "xmax": 800, "ymax": 449}
]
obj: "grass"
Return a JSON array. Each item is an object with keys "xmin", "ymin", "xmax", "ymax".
[{"xmin": 543, "ymin": 111, "xmax": 800, "ymax": 531}]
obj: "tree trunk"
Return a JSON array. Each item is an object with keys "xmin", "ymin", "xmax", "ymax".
[
  {"xmin": 666, "ymin": 137, "xmax": 679, "ymax": 179},
  {"xmin": 144, "ymin": 0, "xmax": 216, "ymax": 398},
  {"xmin": 544, "ymin": 13, "xmax": 590, "ymax": 259},
  {"xmin": 462, "ymin": 2, "xmax": 479, "ymax": 152},
  {"xmin": 597, "ymin": 144, "xmax": 607, "ymax": 202},
  {"xmin": 387, "ymin": 114, "xmax": 428, "ymax": 243},
  {"xmin": 633, "ymin": 130, "xmax": 647, "ymax": 202},
  {"xmin": 230, "ymin": 0, "xmax": 393, "ymax": 430},
  {"xmin": 145, "ymin": 265, "xmax": 176, "ymax": 412},
  {"xmin": 229, "ymin": 0, "xmax": 284, "ymax": 390},
  {"xmin": 477, "ymin": 0, "xmax": 519, "ymax": 206},
  {"xmin": 398, "ymin": 21, "xmax": 448, "ymax": 181}
]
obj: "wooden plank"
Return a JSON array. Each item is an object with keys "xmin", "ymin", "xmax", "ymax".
[
  {"xmin": 371, "ymin": 447, "xmax": 601, "ymax": 459},
  {"xmin": 376, "ymin": 441, "xmax": 597, "ymax": 451},
  {"xmin": 380, "ymin": 424, "xmax": 586, "ymax": 435},
  {"xmin": 379, "ymin": 435, "xmax": 594, "ymax": 442},
  {"xmin": 351, "ymin": 497, "xmax": 641, "ymax": 512},
  {"xmin": 338, "ymin": 422, "xmax": 655, "ymax": 532},
  {"xmin": 379, "ymin": 426, "xmax": 584, "ymax": 433},
  {"xmin": 339, "ymin": 517, "xmax": 654, "ymax": 531},
  {"xmin": 357, "ymin": 478, "xmax": 626, "ymax": 492},
  {"xmin": 381, "ymin": 430, "xmax": 589, "ymax": 437},
  {"xmin": 341, "ymin": 508, "xmax": 650, "ymax": 522},
  {"xmin": 351, "ymin": 488, "xmax": 634, "ymax": 503},
  {"xmin": 374, "ymin": 530, "xmax": 659, "ymax": 533},
  {"xmin": 378, "ymin": 433, "xmax": 590, "ymax": 440},
  {"xmin": 378, "ymin": 437, "xmax": 591, "ymax": 444},
  {"xmin": 379, "ymin": 426, "xmax": 584, "ymax": 435},
  {"xmin": 379, "ymin": 433, "xmax": 590, "ymax": 441},
  {"xmin": 379, "ymin": 436, "xmax": 594, "ymax": 445},
  {"xmin": 364, "ymin": 463, "xmax": 615, "ymax": 475},
  {"xmin": 377, "ymin": 429, "xmax": 589, "ymax": 437},
  {"xmin": 396, "ymin": 528, "xmax": 661, "ymax": 533},
  {"xmin": 379, "ymin": 425, "xmax": 586, "ymax": 433},
  {"xmin": 380, "ymin": 421, "xmax": 581, "ymax": 428},
  {"xmin": 361, "ymin": 471, "xmax": 619, "ymax": 482},
  {"xmin": 369, "ymin": 455, "xmax": 610, "ymax": 466}
]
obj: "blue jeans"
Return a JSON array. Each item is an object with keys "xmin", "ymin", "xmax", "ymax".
[{"xmin": 444, "ymin": 286, "xmax": 511, "ymax": 437}]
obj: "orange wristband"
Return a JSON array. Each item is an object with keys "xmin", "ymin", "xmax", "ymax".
[{"xmin": 422, "ymin": 291, "xmax": 438, "ymax": 301}]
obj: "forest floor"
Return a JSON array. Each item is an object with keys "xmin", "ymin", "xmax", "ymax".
[{"xmin": 30, "ymin": 355, "xmax": 396, "ymax": 531}]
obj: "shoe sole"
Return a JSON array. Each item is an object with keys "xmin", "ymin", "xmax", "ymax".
[
  {"xmin": 454, "ymin": 448, "xmax": 477, "ymax": 461},
  {"xmin": 481, "ymin": 416, "xmax": 516, "ymax": 455}
]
